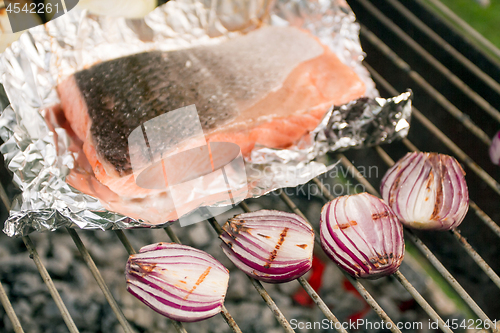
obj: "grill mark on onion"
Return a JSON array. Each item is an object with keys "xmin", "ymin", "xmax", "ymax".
[
  {"xmin": 129, "ymin": 272, "xmax": 222, "ymax": 304},
  {"xmin": 125, "ymin": 243, "xmax": 229, "ymax": 322},
  {"xmin": 372, "ymin": 211, "xmax": 390, "ymax": 220},
  {"xmin": 136, "ymin": 263, "xmax": 157, "ymax": 274},
  {"xmin": 184, "ymin": 267, "xmax": 212, "ymax": 299},
  {"xmin": 220, "ymin": 243, "xmax": 310, "ymax": 281},
  {"xmin": 296, "ymin": 244, "xmax": 308, "ymax": 249},
  {"xmin": 332, "ymin": 220, "xmax": 357, "ymax": 229},
  {"xmin": 226, "ymin": 220, "xmax": 252, "ymax": 236},
  {"xmin": 222, "ymin": 230, "xmax": 305, "ymax": 264},
  {"xmin": 264, "ymin": 227, "xmax": 289, "ymax": 269},
  {"xmin": 129, "ymin": 266, "xmax": 224, "ymax": 302},
  {"xmin": 257, "ymin": 233, "xmax": 271, "ymax": 239},
  {"xmin": 430, "ymin": 159, "xmax": 443, "ymax": 221},
  {"xmin": 221, "ymin": 241, "xmax": 306, "ymax": 274},
  {"xmin": 221, "ymin": 229, "xmax": 308, "ymax": 268}
]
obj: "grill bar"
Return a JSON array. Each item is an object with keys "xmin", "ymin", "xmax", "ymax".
[
  {"xmin": 114, "ymin": 230, "xmax": 137, "ymax": 255},
  {"xmin": 279, "ymin": 190, "xmax": 402, "ymax": 333},
  {"xmin": 467, "ymin": 201, "xmax": 500, "ymax": 239},
  {"xmin": 355, "ymin": 54, "xmax": 500, "ymax": 327},
  {"xmin": 356, "ymin": 0, "xmax": 500, "ymax": 127},
  {"xmin": 404, "ymin": 228, "xmax": 494, "ymax": 327},
  {"xmin": 360, "ymin": 24, "xmax": 491, "ymax": 146},
  {"xmin": 378, "ymin": 140, "xmax": 500, "ymax": 293},
  {"xmin": 401, "ymin": 142, "xmax": 500, "ymax": 240},
  {"xmin": 296, "ymin": 277, "xmax": 348, "ymax": 333},
  {"xmin": 0, "ymin": 280, "xmax": 24, "ymax": 333},
  {"xmin": 0, "ymin": 186, "xmax": 81, "ymax": 333},
  {"xmin": 0, "ymin": 1, "xmax": 498, "ymax": 331},
  {"xmin": 334, "ymin": 151, "xmax": 498, "ymax": 330},
  {"xmin": 374, "ymin": 140, "xmax": 500, "ymax": 294},
  {"xmin": 371, "ymin": 144, "xmax": 498, "ymax": 323},
  {"xmin": 307, "ymin": 177, "xmax": 455, "ymax": 332},
  {"xmin": 450, "ymin": 230, "xmax": 500, "ymax": 290},
  {"xmin": 0, "ymin": 182, "xmax": 10, "ymax": 211},
  {"xmin": 0, "ymin": 177, "xmax": 19, "ymax": 333},
  {"xmin": 206, "ymin": 215, "xmax": 295, "ymax": 333},
  {"xmin": 162, "ymin": 226, "xmax": 243, "ymax": 333},
  {"xmin": 417, "ymin": 0, "xmax": 500, "ymax": 61},
  {"xmin": 66, "ymin": 228, "xmax": 135, "ymax": 333},
  {"xmin": 248, "ymin": 278, "xmax": 295, "ymax": 332},
  {"xmin": 113, "ymin": 229, "xmax": 188, "ymax": 333},
  {"xmin": 22, "ymin": 235, "xmax": 80, "ymax": 333},
  {"xmin": 219, "ymin": 306, "xmax": 240, "ymax": 333},
  {"xmin": 170, "ymin": 320, "xmax": 189, "ymax": 333},
  {"xmin": 393, "ymin": 270, "xmax": 452, "ymax": 333},
  {"xmin": 238, "ymin": 203, "xmax": 349, "ymax": 332},
  {"xmin": 385, "ymin": 0, "xmax": 500, "ymax": 98},
  {"xmin": 343, "ymin": 275, "xmax": 401, "ymax": 332},
  {"xmin": 365, "ymin": 62, "xmax": 500, "ymax": 234},
  {"xmin": 276, "ymin": 193, "xmax": 395, "ymax": 333}
]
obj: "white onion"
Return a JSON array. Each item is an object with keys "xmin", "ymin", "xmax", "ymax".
[
  {"xmin": 380, "ymin": 152, "xmax": 469, "ymax": 230},
  {"xmin": 320, "ymin": 192, "xmax": 404, "ymax": 279},
  {"xmin": 126, "ymin": 242, "xmax": 229, "ymax": 322},
  {"xmin": 220, "ymin": 210, "xmax": 314, "ymax": 283}
]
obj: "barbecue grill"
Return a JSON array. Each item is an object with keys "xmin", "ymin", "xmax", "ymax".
[{"xmin": 1, "ymin": 0, "xmax": 500, "ymax": 332}]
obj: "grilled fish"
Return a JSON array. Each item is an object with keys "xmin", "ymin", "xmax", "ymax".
[{"xmin": 57, "ymin": 25, "xmax": 365, "ymax": 208}]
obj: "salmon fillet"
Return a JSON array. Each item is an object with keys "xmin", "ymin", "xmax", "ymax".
[{"xmin": 57, "ymin": 26, "xmax": 365, "ymax": 202}]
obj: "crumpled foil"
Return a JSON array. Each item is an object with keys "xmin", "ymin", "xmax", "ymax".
[{"xmin": 0, "ymin": 0, "xmax": 412, "ymax": 236}]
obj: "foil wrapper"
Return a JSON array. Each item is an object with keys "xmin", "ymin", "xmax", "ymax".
[{"xmin": 0, "ymin": 0, "xmax": 412, "ymax": 236}]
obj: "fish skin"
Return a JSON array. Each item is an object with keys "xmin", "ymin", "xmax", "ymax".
[{"xmin": 72, "ymin": 50, "xmax": 238, "ymax": 175}]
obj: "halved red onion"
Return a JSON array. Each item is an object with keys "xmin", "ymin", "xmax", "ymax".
[
  {"xmin": 380, "ymin": 152, "xmax": 469, "ymax": 231},
  {"xmin": 320, "ymin": 193, "xmax": 404, "ymax": 279},
  {"xmin": 220, "ymin": 210, "xmax": 314, "ymax": 283},
  {"xmin": 126, "ymin": 242, "xmax": 229, "ymax": 322},
  {"xmin": 489, "ymin": 130, "xmax": 500, "ymax": 165}
]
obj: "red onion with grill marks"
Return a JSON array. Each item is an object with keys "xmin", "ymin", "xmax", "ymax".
[
  {"xmin": 380, "ymin": 152, "xmax": 469, "ymax": 231},
  {"xmin": 320, "ymin": 193, "xmax": 404, "ymax": 279},
  {"xmin": 490, "ymin": 130, "xmax": 500, "ymax": 165},
  {"xmin": 126, "ymin": 243, "xmax": 229, "ymax": 322},
  {"xmin": 219, "ymin": 210, "xmax": 314, "ymax": 283}
]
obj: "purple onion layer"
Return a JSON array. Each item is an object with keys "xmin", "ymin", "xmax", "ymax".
[
  {"xmin": 380, "ymin": 152, "xmax": 469, "ymax": 231},
  {"xmin": 220, "ymin": 210, "xmax": 314, "ymax": 283},
  {"xmin": 125, "ymin": 242, "xmax": 229, "ymax": 322},
  {"xmin": 319, "ymin": 193, "xmax": 405, "ymax": 279}
]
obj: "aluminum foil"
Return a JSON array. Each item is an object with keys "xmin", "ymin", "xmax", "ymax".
[{"xmin": 0, "ymin": 0, "xmax": 412, "ymax": 237}]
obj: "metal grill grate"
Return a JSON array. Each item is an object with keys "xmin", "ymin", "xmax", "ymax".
[{"xmin": 1, "ymin": 0, "xmax": 500, "ymax": 332}]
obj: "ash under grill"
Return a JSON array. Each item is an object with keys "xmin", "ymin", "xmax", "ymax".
[{"xmin": 1, "ymin": 0, "xmax": 500, "ymax": 332}]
